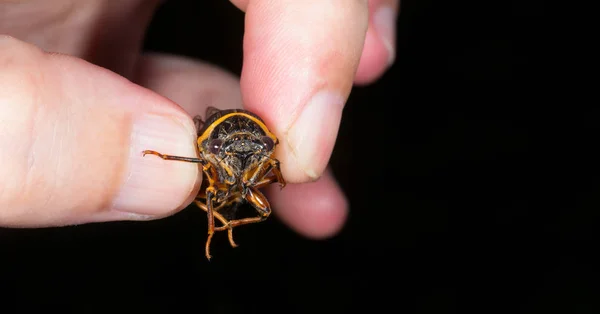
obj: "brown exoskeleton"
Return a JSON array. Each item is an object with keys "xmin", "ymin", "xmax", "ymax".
[{"xmin": 143, "ymin": 106, "xmax": 286, "ymax": 260}]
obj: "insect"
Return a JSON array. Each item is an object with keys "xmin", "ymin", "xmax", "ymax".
[{"xmin": 142, "ymin": 106, "xmax": 286, "ymax": 260}]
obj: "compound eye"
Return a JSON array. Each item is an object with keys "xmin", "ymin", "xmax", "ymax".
[
  {"xmin": 209, "ymin": 138, "xmax": 223, "ymax": 154},
  {"xmin": 262, "ymin": 136, "xmax": 275, "ymax": 151}
]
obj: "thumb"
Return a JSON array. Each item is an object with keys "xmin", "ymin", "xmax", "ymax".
[{"xmin": 0, "ymin": 36, "xmax": 201, "ymax": 227}]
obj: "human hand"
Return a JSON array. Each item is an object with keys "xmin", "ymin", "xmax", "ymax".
[{"xmin": 0, "ymin": 0, "xmax": 398, "ymax": 238}]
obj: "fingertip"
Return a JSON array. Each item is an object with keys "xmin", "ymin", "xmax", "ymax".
[
  {"xmin": 278, "ymin": 90, "xmax": 345, "ymax": 183},
  {"xmin": 354, "ymin": 3, "xmax": 398, "ymax": 85},
  {"xmin": 229, "ymin": 0, "xmax": 248, "ymax": 11},
  {"xmin": 373, "ymin": 4, "xmax": 397, "ymax": 64},
  {"xmin": 354, "ymin": 26, "xmax": 393, "ymax": 85},
  {"xmin": 268, "ymin": 168, "xmax": 348, "ymax": 239},
  {"xmin": 240, "ymin": 2, "xmax": 366, "ymax": 184}
]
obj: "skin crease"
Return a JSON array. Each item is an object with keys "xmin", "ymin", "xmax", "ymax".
[{"xmin": 0, "ymin": 0, "xmax": 398, "ymax": 239}]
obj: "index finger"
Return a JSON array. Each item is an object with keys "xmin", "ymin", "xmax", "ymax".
[{"xmin": 234, "ymin": 0, "xmax": 368, "ymax": 183}]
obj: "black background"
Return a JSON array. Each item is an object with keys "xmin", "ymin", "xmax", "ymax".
[{"xmin": 3, "ymin": 1, "xmax": 598, "ymax": 313}]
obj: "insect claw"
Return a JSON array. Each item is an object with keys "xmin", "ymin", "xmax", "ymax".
[
  {"xmin": 205, "ymin": 245, "xmax": 213, "ymax": 261},
  {"xmin": 142, "ymin": 150, "xmax": 158, "ymax": 157}
]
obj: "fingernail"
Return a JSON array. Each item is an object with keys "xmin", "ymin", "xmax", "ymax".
[
  {"xmin": 373, "ymin": 6, "xmax": 397, "ymax": 66},
  {"xmin": 112, "ymin": 113, "xmax": 199, "ymax": 216},
  {"xmin": 286, "ymin": 90, "xmax": 345, "ymax": 180}
]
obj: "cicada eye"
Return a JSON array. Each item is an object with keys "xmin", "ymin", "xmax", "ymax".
[
  {"xmin": 262, "ymin": 136, "xmax": 275, "ymax": 151},
  {"xmin": 209, "ymin": 138, "xmax": 223, "ymax": 154}
]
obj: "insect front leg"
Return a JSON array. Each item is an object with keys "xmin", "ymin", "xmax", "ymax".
[
  {"xmin": 222, "ymin": 186, "xmax": 272, "ymax": 232},
  {"xmin": 252, "ymin": 174, "xmax": 278, "ymax": 190},
  {"xmin": 142, "ymin": 150, "xmax": 205, "ymax": 164},
  {"xmin": 245, "ymin": 158, "xmax": 286, "ymax": 190},
  {"xmin": 269, "ymin": 158, "xmax": 286, "ymax": 189}
]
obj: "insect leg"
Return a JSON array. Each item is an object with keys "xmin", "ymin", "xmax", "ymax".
[
  {"xmin": 204, "ymin": 186, "xmax": 217, "ymax": 260},
  {"xmin": 269, "ymin": 158, "xmax": 286, "ymax": 189},
  {"xmin": 252, "ymin": 174, "xmax": 278, "ymax": 189},
  {"xmin": 194, "ymin": 199, "xmax": 238, "ymax": 248},
  {"xmin": 142, "ymin": 150, "xmax": 204, "ymax": 164},
  {"xmin": 245, "ymin": 158, "xmax": 286, "ymax": 190},
  {"xmin": 222, "ymin": 186, "xmax": 272, "ymax": 231}
]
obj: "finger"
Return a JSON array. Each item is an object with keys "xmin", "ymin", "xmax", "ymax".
[
  {"xmin": 0, "ymin": 36, "xmax": 200, "ymax": 227},
  {"xmin": 0, "ymin": 0, "xmax": 161, "ymax": 77},
  {"xmin": 133, "ymin": 53, "xmax": 243, "ymax": 115},
  {"xmin": 235, "ymin": 0, "xmax": 368, "ymax": 183},
  {"xmin": 133, "ymin": 53, "xmax": 348, "ymax": 238},
  {"xmin": 230, "ymin": 0, "xmax": 399, "ymax": 85},
  {"xmin": 354, "ymin": 0, "xmax": 400, "ymax": 85},
  {"xmin": 266, "ymin": 168, "xmax": 348, "ymax": 239}
]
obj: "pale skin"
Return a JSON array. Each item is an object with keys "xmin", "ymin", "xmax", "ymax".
[{"xmin": 0, "ymin": 0, "xmax": 398, "ymax": 239}]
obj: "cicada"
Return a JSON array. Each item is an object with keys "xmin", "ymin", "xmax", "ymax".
[{"xmin": 143, "ymin": 106, "xmax": 285, "ymax": 260}]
